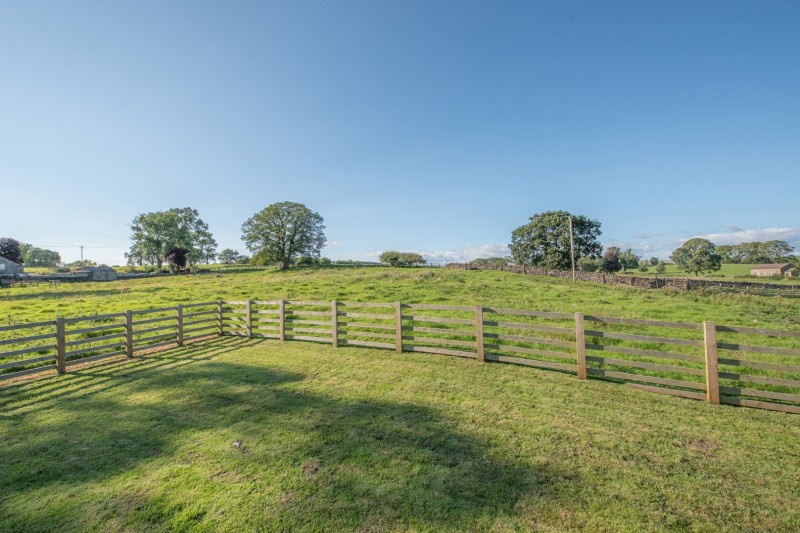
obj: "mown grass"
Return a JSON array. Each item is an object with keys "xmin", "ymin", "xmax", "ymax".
[
  {"xmin": 1, "ymin": 337, "xmax": 799, "ymax": 532},
  {"xmin": 2, "ymin": 267, "xmax": 800, "ymax": 329}
]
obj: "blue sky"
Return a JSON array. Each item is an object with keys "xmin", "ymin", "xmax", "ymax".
[{"xmin": 2, "ymin": 1, "xmax": 798, "ymax": 265}]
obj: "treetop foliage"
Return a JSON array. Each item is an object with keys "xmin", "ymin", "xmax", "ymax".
[
  {"xmin": 126, "ymin": 207, "xmax": 216, "ymax": 268},
  {"xmin": 379, "ymin": 251, "xmax": 426, "ymax": 267},
  {"xmin": 242, "ymin": 202, "xmax": 326, "ymax": 270},
  {"xmin": 670, "ymin": 238, "xmax": 722, "ymax": 276},
  {"xmin": 0, "ymin": 238, "xmax": 23, "ymax": 264},
  {"xmin": 509, "ymin": 211, "xmax": 602, "ymax": 270}
]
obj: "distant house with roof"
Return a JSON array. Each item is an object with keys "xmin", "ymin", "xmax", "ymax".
[
  {"xmin": 0, "ymin": 256, "xmax": 23, "ymax": 275},
  {"xmin": 750, "ymin": 263, "xmax": 796, "ymax": 278}
]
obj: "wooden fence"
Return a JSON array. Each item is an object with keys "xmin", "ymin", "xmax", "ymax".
[{"xmin": 2, "ymin": 299, "xmax": 799, "ymax": 415}]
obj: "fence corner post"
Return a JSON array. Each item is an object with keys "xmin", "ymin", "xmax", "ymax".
[
  {"xmin": 217, "ymin": 299, "xmax": 224, "ymax": 336},
  {"xmin": 575, "ymin": 312, "xmax": 586, "ymax": 379},
  {"xmin": 703, "ymin": 321, "xmax": 720, "ymax": 405},
  {"xmin": 475, "ymin": 305, "xmax": 485, "ymax": 363},
  {"xmin": 55, "ymin": 317, "xmax": 67, "ymax": 374},
  {"xmin": 331, "ymin": 299, "xmax": 339, "ymax": 348},
  {"xmin": 177, "ymin": 304, "xmax": 184, "ymax": 346},
  {"xmin": 125, "ymin": 310, "xmax": 133, "ymax": 358},
  {"xmin": 395, "ymin": 301, "xmax": 403, "ymax": 353},
  {"xmin": 246, "ymin": 299, "xmax": 253, "ymax": 339},
  {"xmin": 279, "ymin": 299, "xmax": 286, "ymax": 341}
]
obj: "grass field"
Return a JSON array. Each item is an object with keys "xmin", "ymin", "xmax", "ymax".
[
  {"xmin": 3, "ymin": 267, "xmax": 800, "ymax": 329},
  {"xmin": 1, "ymin": 337, "xmax": 799, "ymax": 532},
  {"xmin": 2, "ymin": 268, "xmax": 800, "ymax": 530},
  {"xmin": 632, "ymin": 263, "xmax": 798, "ymax": 283}
]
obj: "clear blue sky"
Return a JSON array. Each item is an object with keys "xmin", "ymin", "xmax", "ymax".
[{"xmin": 2, "ymin": 1, "xmax": 799, "ymax": 265}]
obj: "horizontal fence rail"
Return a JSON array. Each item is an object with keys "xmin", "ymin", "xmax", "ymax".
[{"xmin": 3, "ymin": 298, "xmax": 799, "ymax": 415}]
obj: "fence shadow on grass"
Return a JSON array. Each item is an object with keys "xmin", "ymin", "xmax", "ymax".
[{"xmin": 0, "ymin": 346, "xmax": 567, "ymax": 531}]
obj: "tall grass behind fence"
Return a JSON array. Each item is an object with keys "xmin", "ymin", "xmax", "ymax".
[{"xmin": 2, "ymin": 298, "xmax": 799, "ymax": 415}]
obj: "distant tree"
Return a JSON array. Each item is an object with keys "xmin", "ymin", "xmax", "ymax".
[
  {"xmin": 319, "ymin": 257, "xmax": 332, "ymax": 266},
  {"xmin": 218, "ymin": 248, "xmax": 246, "ymax": 265},
  {"xmin": 655, "ymin": 262, "xmax": 666, "ymax": 274},
  {"xmin": 578, "ymin": 257, "xmax": 600, "ymax": 272},
  {"xmin": 735, "ymin": 242, "xmax": 769, "ymax": 264},
  {"xmin": 165, "ymin": 246, "xmax": 189, "ymax": 271},
  {"xmin": 241, "ymin": 202, "xmax": 326, "ymax": 270},
  {"xmin": 764, "ymin": 240, "xmax": 794, "ymax": 263},
  {"xmin": 126, "ymin": 207, "xmax": 216, "ymax": 268},
  {"xmin": 469, "ymin": 257, "xmax": 510, "ymax": 268},
  {"xmin": 670, "ymin": 238, "xmax": 721, "ymax": 276},
  {"xmin": 509, "ymin": 211, "xmax": 602, "ymax": 269},
  {"xmin": 379, "ymin": 250, "xmax": 401, "ymax": 266},
  {"xmin": 380, "ymin": 251, "xmax": 425, "ymax": 267},
  {"xmin": 601, "ymin": 247, "xmax": 622, "ymax": 273},
  {"xmin": 649, "ymin": 257, "xmax": 660, "ymax": 266},
  {"xmin": 65, "ymin": 259, "xmax": 97, "ymax": 269},
  {"xmin": 0, "ymin": 238, "xmax": 23, "ymax": 264},
  {"xmin": 20, "ymin": 244, "xmax": 61, "ymax": 267},
  {"xmin": 638, "ymin": 260, "xmax": 650, "ymax": 272},
  {"xmin": 715, "ymin": 245, "xmax": 736, "ymax": 264},
  {"xmin": 619, "ymin": 249, "xmax": 641, "ymax": 272},
  {"xmin": 398, "ymin": 253, "xmax": 425, "ymax": 266}
]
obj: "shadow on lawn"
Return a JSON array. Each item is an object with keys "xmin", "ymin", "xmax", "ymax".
[{"xmin": 0, "ymin": 338, "xmax": 567, "ymax": 530}]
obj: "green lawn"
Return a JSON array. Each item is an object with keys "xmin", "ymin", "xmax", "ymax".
[
  {"xmin": 1, "ymin": 337, "xmax": 799, "ymax": 532},
  {"xmin": 3, "ymin": 267, "xmax": 800, "ymax": 329}
]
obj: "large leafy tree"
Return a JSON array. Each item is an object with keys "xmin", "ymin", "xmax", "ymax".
[
  {"xmin": 21, "ymin": 244, "xmax": 61, "ymax": 267},
  {"xmin": 509, "ymin": 211, "xmax": 602, "ymax": 269},
  {"xmin": 241, "ymin": 202, "xmax": 326, "ymax": 270},
  {"xmin": 218, "ymin": 248, "xmax": 247, "ymax": 264},
  {"xmin": 670, "ymin": 238, "xmax": 721, "ymax": 276},
  {"xmin": 125, "ymin": 207, "xmax": 216, "ymax": 268},
  {"xmin": 0, "ymin": 238, "xmax": 23, "ymax": 264}
]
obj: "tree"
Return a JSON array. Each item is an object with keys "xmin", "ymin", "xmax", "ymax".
[
  {"xmin": 601, "ymin": 247, "xmax": 621, "ymax": 273},
  {"xmin": 241, "ymin": 202, "xmax": 326, "ymax": 270},
  {"xmin": 469, "ymin": 257, "xmax": 510, "ymax": 268},
  {"xmin": 649, "ymin": 257, "xmax": 660, "ymax": 266},
  {"xmin": 655, "ymin": 262, "xmax": 666, "ymax": 274},
  {"xmin": 379, "ymin": 250, "xmax": 401, "ymax": 266},
  {"xmin": 218, "ymin": 248, "xmax": 246, "ymax": 265},
  {"xmin": 21, "ymin": 245, "xmax": 61, "ymax": 267},
  {"xmin": 0, "ymin": 238, "xmax": 23, "ymax": 264},
  {"xmin": 126, "ymin": 207, "xmax": 216, "ymax": 268},
  {"xmin": 578, "ymin": 257, "xmax": 600, "ymax": 272},
  {"xmin": 670, "ymin": 238, "xmax": 721, "ymax": 276},
  {"xmin": 764, "ymin": 240, "xmax": 794, "ymax": 263},
  {"xmin": 619, "ymin": 249, "xmax": 640, "ymax": 272},
  {"xmin": 509, "ymin": 211, "xmax": 602, "ymax": 269}
]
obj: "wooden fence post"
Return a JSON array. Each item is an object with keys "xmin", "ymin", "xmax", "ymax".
[
  {"xmin": 475, "ymin": 305, "xmax": 485, "ymax": 363},
  {"xmin": 177, "ymin": 304, "xmax": 184, "ymax": 346},
  {"xmin": 217, "ymin": 299, "xmax": 224, "ymax": 336},
  {"xmin": 55, "ymin": 317, "xmax": 66, "ymax": 374},
  {"xmin": 395, "ymin": 301, "xmax": 403, "ymax": 354},
  {"xmin": 703, "ymin": 321, "xmax": 720, "ymax": 405},
  {"xmin": 279, "ymin": 299, "xmax": 286, "ymax": 341},
  {"xmin": 331, "ymin": 300, "xmax": 339, "ymax": 347},
  {"xmin": 125, "ymin": 310, "xmax": 134, "ymax": 358},
  {"xmin": 246, "ymin": 300, "xmax": 253, "ymax": 338},
  {"xmin": 575, "ymin": 312, "xmax": 587, "ymax": 379}
]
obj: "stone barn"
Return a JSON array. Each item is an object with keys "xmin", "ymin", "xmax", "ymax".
[
  {"xmin": 0, "ymin": 256, "xmax": 24, "ymax": 275},
  {"xmin": 750, "ymin": 263, "xmax": 796, "ymax": 278},
  {"xmin": 76, "ymin": 265, "xmax": 118, "ymax": 281}
]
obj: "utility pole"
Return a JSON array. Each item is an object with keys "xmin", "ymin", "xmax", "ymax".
[
  {"xmin": 80, "ymin": 245, "xmax": 84, "ymax": 262},
  {"xmin": 568, "ymin": 216, "xmax": 576, "ymax": 282}
]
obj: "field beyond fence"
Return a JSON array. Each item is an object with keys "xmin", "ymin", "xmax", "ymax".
[{"xmin": 2, "ymin": 298, "xmax": 799, "ymax": 415}]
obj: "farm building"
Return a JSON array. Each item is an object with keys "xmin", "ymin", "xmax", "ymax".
[
  {"xmin": 750, "ymin": 263, "xmax": 796, "ymax": 277},
  {"xmin": 76, "ymin": 265, "xmax": 118, "ymax": 281},
  {"xmin": 0, "ymin": 256, "xmax": 24, "ymax": 275}
]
